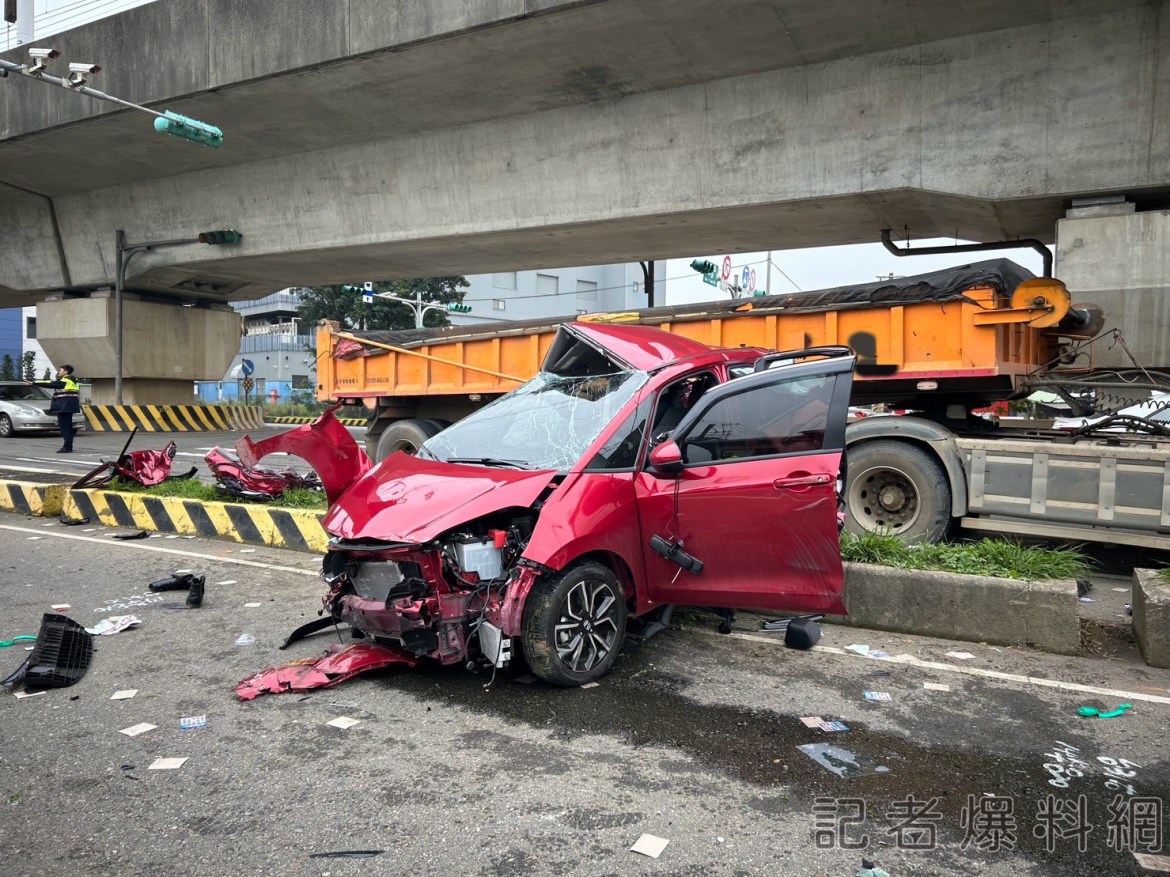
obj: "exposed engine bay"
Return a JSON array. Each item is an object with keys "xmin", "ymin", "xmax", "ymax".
[{"xmin": 320, "ymin": 509, "xmax": 541, "ymax": 672}]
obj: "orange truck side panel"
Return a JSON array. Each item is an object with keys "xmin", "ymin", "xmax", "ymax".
[{"xmin": 317, "ymin": 283, "xmax": 1051, "ymax": 403}]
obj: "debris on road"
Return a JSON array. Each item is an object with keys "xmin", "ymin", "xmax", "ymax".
[
  {"xmin": 148, "ymin": 573, "xmax": 200, "ymax": 593},
  {"xmin": 112, "ymin": 531, "xmax": 149, "ymax": 541},
  {"xmin": 179, "ymin": 715, "xmax": 207, "ymax": 730},
  {"xmin": 783, "ymin": 616, "xmax": 822, "ymax": 649},
  {"xmin": 846, "ymin": 644, "xmax": 871, "ymax": 656},
  {"xmin": 1, "ymin": 613, "xmax": 94, "ymax": 690},
  {"xmin": 307, "ymin": 851, "xmax": 384, "ymax": 859},
  {"xmin": 946, "ymin": 651, "xmax": 976, "ymax": 660},
  {"xmin": 630, "ymin": 834, "xmax": 669, "ymax": 858},
  {"xmin": 1077, "ymin": 703, "xmax": 1133, "ymax": 719},
  {"xmin": 857, "ymin": 858, "xmax": 892, "ymax": 877},
  {"xmin": 800, "ymin": 716, "xmax": 825, "ymax": 727},
  {"xmin": 119, "ymin": 722, "xmax": 156, "ymax": 737},
  {"xmin": 148, "ymin": 757, "xmax": 188, "ymax": 770},
  {"xmin": 0, "ymin": 634, "xmax": 36, "ymax": 648},
  {"xmin": 235, "ymin": 642, "xmax": 416, "ymax": 700},
  {"xmin": 85, "ymin": 615, "xmax": 141, "ymax": 636},
  {"xmin": 798, "ymin": 742, "xmax": 890, "ymax": 778},
  {"xmin": 818, "ymin": 721, "xmax": 849, "ymax": 732},
  {"xmin": 326, "ymin": 716, "xmax": 361, "ymax": 729},
  {"xmin": 50, "ymin": 603, "xmax": 70, "ymax": 612},
  {"xmin": 12, "ymin": 690, "xmax": 44, "ymax": 699},
  {"xmin": 1133, "ymin": 852, "xmax": 1170, "ymax": 872},
  {"xmin": 110, "ymin": 689, "xmax": 138, "ymax": 700},
  {"xmin": 923, "ymin": 682, "xmax": 951, "ymax": 692},
  {"xmin": 864, "ymin": 691, "xmax": 892, "ymax": 701}
]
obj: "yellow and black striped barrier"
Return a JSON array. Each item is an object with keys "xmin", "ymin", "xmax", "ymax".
[
  {"xmin": 0, "ymin": 481, "xmax": 66, "ymax": 517},
  {"xmin": 267, "ymin": 415, "xmax": 367, "ymax": 427},
  {"xmin": 83, "ymin": 405, "xmax": 265, "ymax": 432},
  {"xmin": 63, "ymin": 488, "xmax": 329, "ymax": 553}
]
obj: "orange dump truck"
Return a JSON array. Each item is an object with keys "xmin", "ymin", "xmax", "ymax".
[{"xmin": 318, "ymin": 259, "xmax": 1170, "ymax": 549}]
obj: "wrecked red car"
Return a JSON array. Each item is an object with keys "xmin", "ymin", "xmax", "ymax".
[{"xmin": 258, "ymin": 323, "xmax": 855, "ymax": 686}]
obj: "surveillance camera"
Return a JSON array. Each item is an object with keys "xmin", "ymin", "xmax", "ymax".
[
  {"xmin": 28, "ymin": 48, "xmax": 60, "ymax": 61},
  {"xmin": 68, "ymin": 62, "xmax": 100, "ymax": 75}
]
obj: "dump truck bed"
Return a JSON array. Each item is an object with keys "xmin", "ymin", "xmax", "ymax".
[{"xmin": 318, "ymin": 260, "xmax": 1061, "ymax": 408}]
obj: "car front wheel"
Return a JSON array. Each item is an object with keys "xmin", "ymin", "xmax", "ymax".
[
  {"xmin": 521, "ymin": 561, "xmax": 627, "ymax": 687},
  {"xmin": 0, "ymin": 414, "xmax": 13, "ymax": 438}
]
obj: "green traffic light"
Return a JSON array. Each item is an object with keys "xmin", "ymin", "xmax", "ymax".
[
  {"xmin": 690, "ymin": 259, "xmax": 717, "ymax": 275},
  {"xmin": 198, "ymin": 229, "xmax": 243, "ymax": 245},
  {"xmin": 447, "ymin": 303, "xmax": 472, "ymax": 313},
  {"xmin": 153, "ymin": 110, "xmax": 223, "ymax": 148}
]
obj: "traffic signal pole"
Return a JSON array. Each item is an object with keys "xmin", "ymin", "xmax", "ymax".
[{"xmin": 114, "ymin": 229, "xmax": 242, "ymax": 403}]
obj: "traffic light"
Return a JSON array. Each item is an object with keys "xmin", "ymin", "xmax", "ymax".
[
  {"xmin": 153, "ymin": 110, "xmax": 223, "ymax": 148},
  {"xmin": 448, "ymin": 303, "xmax": 472, "ymax": 313},
  {"xmin": 690, "ymin": 259, "xmax": 717, "ymax": 276},
  {"xmin": 198, "ymin": 229, "xmax": 243, "ymax": 245}
]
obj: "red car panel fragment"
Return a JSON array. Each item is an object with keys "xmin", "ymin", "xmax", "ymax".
[
  {"xmin": 236, "ymin": 643, "xmax": 416, "ymax": 701},
  {"xmin": 235, "ymin": 406, "xmax": 371, "ymax": 503}
]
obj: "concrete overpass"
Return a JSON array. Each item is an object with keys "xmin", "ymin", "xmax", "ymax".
[{"xmin": 1, "ymin": 0, "xmax": 1168, "ymax": 400}]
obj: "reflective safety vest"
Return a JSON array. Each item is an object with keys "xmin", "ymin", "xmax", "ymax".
[{"xmin": 46, "ymin": 375, "xmax": 81, "ymax": 415}]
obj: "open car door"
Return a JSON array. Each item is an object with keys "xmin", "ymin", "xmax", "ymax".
[{"xmin": 633, "ymin": 351, "xmax": 856, "ymax": 614}]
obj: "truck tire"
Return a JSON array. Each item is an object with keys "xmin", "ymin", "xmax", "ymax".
[
  {"xmin": 521, "ymin": 561, "xmax": 627, "ymax": 687},
  {"xmin": 373, "ymin": 418, "xmax": 444, "ymax": 462},
  {"xmin": 844, "ymin": 439, "xmax": 952, "ymax": 543}
]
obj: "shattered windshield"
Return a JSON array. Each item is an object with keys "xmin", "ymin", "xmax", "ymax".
[{"xmin": 423, "ymin": 370, "xmax": 649, "ymax": 471}]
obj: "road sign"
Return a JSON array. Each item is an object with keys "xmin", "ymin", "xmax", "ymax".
[
  {"xmin": 748, "ymin": 269, "xmax": 757, "ymax": 294},
  {"xmin": 742, "ymin": 266, "xmax": 750, "ymax": 290},
  {"xmin": 241, "ymin": 358, "xmax": 255, "ymax": 376},
  {"xmin": 242, "ymin": 377, "xmax": 254, "ymax": 392},
  {"xmin": 721, "ymin": 256, "xmax": 731, "ymax": 281}
]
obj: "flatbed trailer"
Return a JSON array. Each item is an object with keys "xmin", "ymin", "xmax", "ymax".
[{"xmin": 317, "ymin": 260, "xmax": 1169, "ymax": 548}]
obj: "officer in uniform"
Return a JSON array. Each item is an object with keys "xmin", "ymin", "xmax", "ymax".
[{"xmin": 37, "ymin": 364, "xmax": 81, "ymax": 453}]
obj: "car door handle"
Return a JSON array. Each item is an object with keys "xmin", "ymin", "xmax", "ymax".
[{"xmin": 773, "ymin": 473, "xmax": 831, "ymax": 489}]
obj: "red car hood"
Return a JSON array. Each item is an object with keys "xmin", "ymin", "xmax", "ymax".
[{"xmin": 324, "ymin": 452, "xmax": 557, "ymax": 543}]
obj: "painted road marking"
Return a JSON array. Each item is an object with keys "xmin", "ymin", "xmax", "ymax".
[
  {"xmin": 0, "ymin": 523, "xmax": 316, "ymax": 576},
  {"xmin": 721, "ymin": 632, "xmax": 1170, "ymax": 707}
]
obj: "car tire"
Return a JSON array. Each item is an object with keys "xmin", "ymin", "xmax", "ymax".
[
  {"xmin": 373, "ymin": 418, "xmax": 444, "ymax": 462},
  {"xmin": 843, "ymin": 439, "xmax": 953, "ymax": 543},
  {"xmin": 0, "ymin": 414, "xmax": 13, "ymax": 438},
  {"xmin": 522, "ymin": 561, "xmax": 627, "ymax": 687}
]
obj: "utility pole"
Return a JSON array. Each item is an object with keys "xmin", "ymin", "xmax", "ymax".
[
  {"xmin": 639, "ymin": 261, "xmax": 656, "ymax": 307},
  {"xmin": 349, "ymin": 284, "xmax": 464, "ymax": 327}
]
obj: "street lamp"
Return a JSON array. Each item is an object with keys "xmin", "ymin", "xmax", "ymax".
[
  {"xmin": 348, "ymin": 283, "xmax": 457, "ymax": 328},
  {"xmin": 114, "ymin": 228, "xmax": 243, "ymax": 403}
]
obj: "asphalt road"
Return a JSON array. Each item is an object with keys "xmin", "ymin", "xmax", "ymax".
[
  {"xmin": 0, "ymin": 425, "xmax": 347, "ymax": 486},
  {"xmin": 0, "ymin": 520, "xmax": 1167, "ymax": 877}
]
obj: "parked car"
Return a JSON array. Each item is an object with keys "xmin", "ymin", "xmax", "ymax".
[
  {"xmin": 0, "ymin": 381, "xmax": 86, "ymax": 438},
  {"xmin": 252, "ymin": 323, "xmax": 856, "ymax": 686}
]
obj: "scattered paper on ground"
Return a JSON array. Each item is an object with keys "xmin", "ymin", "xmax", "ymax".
[
  {"xmin": 580, "ymin": 682, "xmax": 600, "ymax": 689},
  {"xmin": 217, "ymin": 580, "xmax": 237, "ymax": 586},
  {"xmin": 50, "ymin": 603, "xmax": 70, "ymax": 611},
  {"xmin": 1134, "ymin": 852, "xmax": 1170, "ymax": 872},
  {"xmin": 845, "ymin": 644, "xmax": 870, "ymax": 656},
  {"xmin": 110, "ymin": 689, "xmax": 138, "ymax": 700},
  {"xmin": 924, "ymin": 682, "xmax": 951, "ymax": 692},
  {"xmin": 630, "ymin": 834, "xmax": 669, "ymax": 858},
  {"xmin": 148, "ymin": 757, "xmax": 188, "ymax": 770},
  {"xmin": 818, "ymin": 721, "xmax": 849, "ymax": 732},
  {"xmin": 119, "ymin": 722, "xmax": 156, "ymax": 737},
  {"xmin": 798, "ymin": 743, "xmax": 890, "ymax": 778},
  {"xmin": 238, "ymin": 549, "xmax": 256, "ymax": 554},
  {"xmin": 327, "ymin": 716, "xmax": 361, "ymax": 729},
  {"xmin": 13, "ymin": 691, "xmax": 45, "ymax": 699},
  {"xmin": 243, "ymin": 602, "xmax": 262, "ymax": 608},
  {"xmin": 86, "ymin": 616, "xmax": 142, "ymax": 636},
  {"xmin": 946, "ymin": 651, "xmax": 976, "ymax": 660},
  {"xmin": 799, "ymin": 716, "xmax": 824, "ymax": 728},
  {"xmin": 180, "ymin": 715, "xmax": 207, "ymax": 730},
  {"xmin": 1112, "ymin": 587, "xmax": 1129, "ymax": 593},
  {"xmin": 864, "ymin": 691, "xmax": 892, "ymax": 701}
]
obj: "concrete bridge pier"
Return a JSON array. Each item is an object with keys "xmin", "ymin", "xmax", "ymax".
[{"xmin": 36, "ymin": 292, "xmax": 241, "ymax": 404}]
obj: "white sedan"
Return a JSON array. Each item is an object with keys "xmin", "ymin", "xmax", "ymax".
[{"xmin": 0, "ymin": 381, "xmax": 86, "ymax": 438}]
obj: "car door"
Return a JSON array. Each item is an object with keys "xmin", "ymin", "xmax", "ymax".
[{"xmin": 633, "ymin": 354, "xmax": 855, "ymax": 614}]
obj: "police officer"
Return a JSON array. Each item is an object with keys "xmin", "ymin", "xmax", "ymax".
[{"xmin": 38, "ymin": 365, "xmax": 81, "ymax": 453}]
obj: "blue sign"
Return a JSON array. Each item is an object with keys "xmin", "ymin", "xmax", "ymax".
[
  {"xmin": 741, "ymin": 266, "xmax": 750, "ymax": 290},
  {"xmin": 362, "ymin": 293, "xmax": 374, "ymax": 304},
  {"xmin": 241, "ymin": 358, "xmax": 255, "ymax": 377}
]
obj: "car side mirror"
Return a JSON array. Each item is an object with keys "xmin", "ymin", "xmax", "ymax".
[{"xmin": 648, "ymin": 440, "xmax": 684, "ymax": 476}]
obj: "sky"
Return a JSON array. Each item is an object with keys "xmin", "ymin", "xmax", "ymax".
[{"xmin": 662, "ymin": 238, "xmax": 1045, "ymax": 307}]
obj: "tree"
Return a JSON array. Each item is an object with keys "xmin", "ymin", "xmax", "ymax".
[
  {"xmin": 296, "ymin": 277, "xmax": 470, "ymax": 333},
  {"xmin": 20, "ymin": 351, "xmax": 35, "ymax": 382},
  {"xmin": 0, "ymin": 355, "xmax": 14, "ymax": 381},
  {"xmin": 42, "ymin": 367, "xmax": 52, "ymax": 380}
]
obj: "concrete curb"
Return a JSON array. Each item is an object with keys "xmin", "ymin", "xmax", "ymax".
[
  {"xmin": 83, "ymin": 404, "xmax": 264, "ymax": 432},
  {"xmin": 827, "ymin": 562, "xmax": 1081, "ymax": 656},
  {"xmin": 62, "ymin": 488, "xmax": 329, "ymax": 553},
  {"xmin": 267, "ymin": 415, "xmax": 366, "ymax": 427},
  {"xmin": 0, "ymin": 481, "xmax": 67, "ymax": 517},
  {"xmin": 1133, "ymin": 568, "xmax": 1170, "ymax": 669}
]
